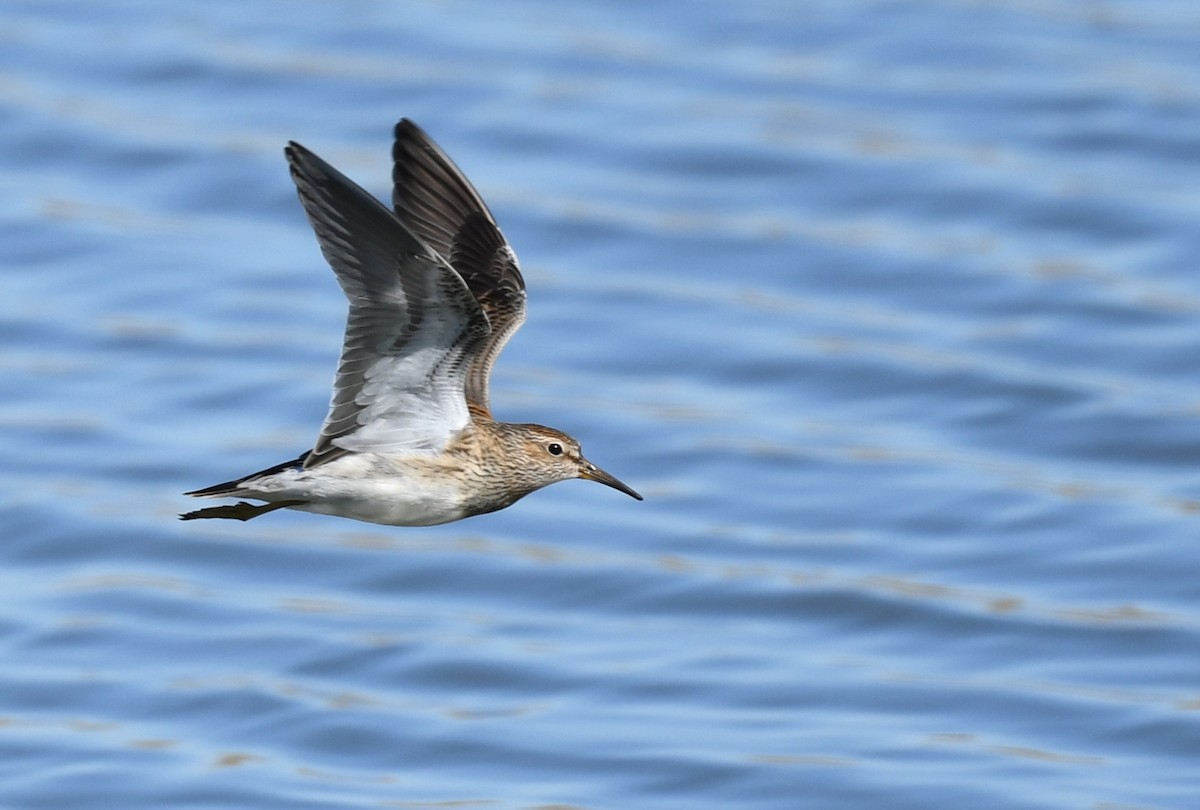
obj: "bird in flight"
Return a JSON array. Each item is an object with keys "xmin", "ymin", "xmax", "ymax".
[{"xmin": 182, "ymin": 119, "xmax": 641, "ymax": 526}]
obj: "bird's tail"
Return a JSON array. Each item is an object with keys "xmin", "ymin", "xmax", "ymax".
[
  {"xmin": 183, "ymin": 452, "xmax": 309, "ymax": 498},
  {"xmin": 181, "ymin": 452, "xmax": 311, "ymax": 520}
]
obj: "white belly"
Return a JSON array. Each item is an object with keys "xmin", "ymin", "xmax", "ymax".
[{"xmin": 237, "ymin": 453, "xmax": 471, "ymax": 527}]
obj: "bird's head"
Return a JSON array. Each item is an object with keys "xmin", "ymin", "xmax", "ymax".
[{"xmin": 512, "ymin": 425, "xmax": 643, "ymax": 501}]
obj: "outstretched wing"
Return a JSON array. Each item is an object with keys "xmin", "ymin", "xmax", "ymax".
[
  {"xmin": 391, "ymin": 119, "xmax": 526, "ymax": 417},
  {"xmin": 285, "ymin": 141, "xmax": 490, "ymax": 467}
]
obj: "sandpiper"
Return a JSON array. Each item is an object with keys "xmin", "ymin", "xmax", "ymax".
[{"xmin": 181, "ymin": 119, "xmax": 641, "ymax": 526}]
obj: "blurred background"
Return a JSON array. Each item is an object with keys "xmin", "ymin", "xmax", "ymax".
[{"xmin": 2, "ymin": 1, "xmax": 1200, "ymax": 807}]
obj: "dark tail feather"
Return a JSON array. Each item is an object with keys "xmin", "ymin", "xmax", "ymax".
[
  {"xmin": 180, "ymin": 499, "xmax": 307, "ymax": 521},
  {"xmin": 184, "ymin": 452, "xmax": 310, "ymax": 497}
]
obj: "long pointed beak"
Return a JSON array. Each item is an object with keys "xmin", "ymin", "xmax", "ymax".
[{"xmin": 580, "ymin": 459, "xmax": 643, "ymax": 501}]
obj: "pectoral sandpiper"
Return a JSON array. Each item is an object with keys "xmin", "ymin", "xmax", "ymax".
[{"xmin": 181, "ymin": 119, "xmax": 641, "ymax": 526}]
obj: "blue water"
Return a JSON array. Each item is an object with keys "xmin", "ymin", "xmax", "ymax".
[{"xmin": 3, "ymin": 1, "xmax": 1200, "ymax": 807}]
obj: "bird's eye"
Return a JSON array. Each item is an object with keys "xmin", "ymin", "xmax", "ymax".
[{"xmin": 547, "ymin": 442, "xmax": 563, "ymax": 456}]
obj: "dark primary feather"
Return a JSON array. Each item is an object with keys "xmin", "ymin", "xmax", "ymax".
[
  {"xmin": 285, "ymin": 141, "xmax": 491, "ymax": 467},
  {"xmin": 391, "ymin": 119, "xmax": 527, "ymax": 416}
]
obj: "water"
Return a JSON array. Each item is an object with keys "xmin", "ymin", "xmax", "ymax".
[{"xmin": 2, "ymin": 1, "xmax": 1200, "ymax": 807}]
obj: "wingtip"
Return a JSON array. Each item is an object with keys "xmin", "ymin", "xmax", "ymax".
[
  {"xmin": 283, "ymin": 140, "xmax": 312, "ymax": 167},
  {"xmin": 283, "ymin": 142, "xmax": 344, "ymax": 209},
  {"xmin": 394, "ymin": 118, "xmax": 421, "ymax": 137}
]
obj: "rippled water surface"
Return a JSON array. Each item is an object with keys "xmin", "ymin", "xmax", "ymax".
[{"xmin": 3, "ymin": 1, "xmax": 1200, "ymax": 808}]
